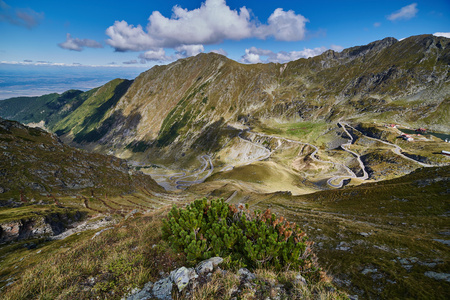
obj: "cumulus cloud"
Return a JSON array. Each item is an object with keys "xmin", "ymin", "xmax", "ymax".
[
  {"xmin": 433, "ymin": 32, "xmax": 450, "ymax": 38},
  {"xmin": 254, "ymin": 8, "xmax": 308, "ymax": 41},
  {"xmin": 58, "ymin": 33, "xmax": 103, "ymax": 51},
  {"xmin": 175, "ymin": 44, "xmax": 205, "ymax": 58},
  {"xmin": 241, "ymin": 48, "xmax": 264, "ymax": 64},
  {"xmin": 139, "ymin": 45, "xmax": 205, "ymax": 63},
  {"xmin": 106, "ymin": 21, "xmax": 156, "ymax": 52},
  {"xmin": 373, "ymin": 22, "xmax": 381, "ymax": 27},
  {"xmin": 139, "ymin": 48, "xmax": 172, "ymax": 62},
  {"xmin": 241, "ymin": 45, "xmax": 341, "ymax": 64},
  {"xmin": 106, "ymin": 0, "xmax": 308, "ymax": 52},
  {"xmin": 0, "ymin": 0, "xmax": 44, "ymax": 29},
  {"xmin": 387, "ymin": 3, "xmax": 418, "ymax": 21}
]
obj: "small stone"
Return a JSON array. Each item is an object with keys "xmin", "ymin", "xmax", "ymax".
[
  {"xmin": 418, "ymin": 262, "xmax": 437, "ymax": 268},
  {"xmin": 337, "ymin": 242, "xmax": 351, "ymax": 251},
  {"xmin": 424, "ymin": 272, "xmax": 450, "ymax": 282},
  {"xmin": 433, "ymin": 239, "xmax": 450, "ymax": 246},
  {"xmin": 238, "ymin": 268, "xmax": 256, "ymax": 281},
  {"xmin": 294, "ymin": 274, "xmax": 307, "ymax": 286},
  {"xmin": 195, "ymin": 257, "xmax": 223, "ymax": 275},
  {"xmin": 126, "ymin": 281, "xmax": 154, "ymax": 300},
  {"xmin": 170, "ymin": 267, "xmax": 197, "ymax": 291},
  {"xmin": 360, "ymin": 232, "xmax": 370, "ymax": 237},
  {"xmin": 361, "ymin": 268, "xmax": 377, "ymax": 275}
]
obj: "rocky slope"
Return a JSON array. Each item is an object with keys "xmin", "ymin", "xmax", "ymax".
[
  {"xmin": 0, "ymin": 117, "xmax": 163, "ymax": 202},
  {"xmin": 0, "ymin": 116, "xmax": 169, "ymax": 244}
]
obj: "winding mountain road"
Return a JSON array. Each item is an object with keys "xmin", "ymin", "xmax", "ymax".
[
  {"xmin": 341, "ymin": 122, "xmax": 435, "ymax": 168},
  {"xmin": 247, "ymin": 130, "xmax": 360, "ymax": 188},
  {"xmin": 174, "ymin": 155, "xmax": 214, "ymax": 188},
  {"xmin": 148, "ymin": 155, "xmax": 214, "ymax": 190},
  {"xmin": 147, "ymin": 121, "xmax": 437, "ymax": 191}
]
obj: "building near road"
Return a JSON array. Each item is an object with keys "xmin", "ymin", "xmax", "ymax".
[{"xmin": 401, "ymin": 134, "xmax": 414, "ymax": 142}]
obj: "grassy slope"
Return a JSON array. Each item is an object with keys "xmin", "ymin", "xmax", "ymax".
[
  {"xmin": 202, "ymin": 166, "xmax": 449, "ymax": 299},
  {"xmin": 52, "ymin": 79, "xmax": 132, "ymax": 143},
  {"xmin": 1, "ymin": 204, "xmax": 347, "ymax": 300},
  {"xmin": 0, "ymin": 118, "xmax": 162, "ymax": 201},
  {"xmin": 0, "ymin": 118, "xmax": 169, "ymax": 247},
  {"xmin": 0, "ymin": 90, "xmax": 96, "ymax": 128}
]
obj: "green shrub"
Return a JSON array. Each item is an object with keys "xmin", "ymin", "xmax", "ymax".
[{"xmin": 162, "ymin": 198, "xmax": 319, "ymax": 274}]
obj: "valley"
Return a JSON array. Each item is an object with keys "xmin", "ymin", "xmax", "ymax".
[
  {"xmin": 0, "ymin": 34, "xmax": 449, "ymax": 299},
  {"xmin": 141, "ymin": 120, "xmax": 447, "ymax": 195}
]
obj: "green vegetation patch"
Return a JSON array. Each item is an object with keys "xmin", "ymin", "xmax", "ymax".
[
  {"xmin": 53, "ymin": 79, "xmax": 132, "ymax": 142},
  {"xmin": 162, "ymin": 198, "xmax": 320, "ymax": 277},
  {"xmin": 256, "ymin": 120, "xmax": 329, "ymax": 144}
]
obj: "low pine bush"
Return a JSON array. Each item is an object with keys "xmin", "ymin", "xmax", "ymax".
[{"xmin": 162, "ymin": 198, "xmax": 319, "ymax": 274}]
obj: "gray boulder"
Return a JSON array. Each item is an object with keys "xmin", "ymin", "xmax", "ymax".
[
  {"xmin": 126, "ymin": 281, "xmax": 153, "ymax": 300},
  {"xmin": 152, "ymin": 277, "xmax": 173, "ymax": 300},
  {"xmin": 170, "ymin": 267, "xmax": 198, "ymax": 291},
  {"xmin": 195, "ymin": 257, "xmax": 224, "ymax": 275}
]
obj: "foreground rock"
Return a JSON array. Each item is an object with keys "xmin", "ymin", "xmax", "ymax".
[
  {"xmin": 124, "ymin": 257, "xmax": 224, "ymax": 300},
  {"xmin": 123, "ymin": 256, "xmax": 338, "ymax": 300},
  {"xmin": 0, "ymin": 211, "xmax": 84, "ymax": 242}
]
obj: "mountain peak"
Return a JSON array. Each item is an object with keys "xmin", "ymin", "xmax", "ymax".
[{"xmin": 341, "ymin": 37, "xmax": 398, "ymax": 58}]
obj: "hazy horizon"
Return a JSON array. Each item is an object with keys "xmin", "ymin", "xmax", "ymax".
[{"xmin": 0, "ymin": 64, "xmax": 147, "ymax": 100}]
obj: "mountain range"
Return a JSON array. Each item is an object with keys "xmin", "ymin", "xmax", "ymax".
[{"xmin": 1, "ymin": 34, "xmax": 448, "ymax": 167}]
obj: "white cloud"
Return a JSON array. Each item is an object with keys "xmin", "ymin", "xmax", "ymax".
[
  {"xmin": 254, "ymin": 8, "xmax": 309, "ymax": 41},
  {"xmin": 175, "ymin": 44, "xmax": 204, "ymax": 58},
  {"xmin": 106, "ymin": 0, "xmax": 308, "ymax": 52},
  {"xmin": 139, "ymin": 48, "xmax": 172, "ymax": 62},
  {"xmin": 373, "ymin": 22, "xmax": 381, "ymax": 27},
  {"xmin": 433, "ymin": 32, "xmax": 450, "ymax": 38},
  {"xmin": 210, "ymin": 48, "xmax": 228, "ymax": 56},
  {"xmin": 58, "ymin": 33, "xmax": 103, "ymax": 51},
  {"xmin": 387, "ymin": 3, "xmax": 418, "ymax": 21},
  {"xmin": 241, "ymin": 45, "xmax": 337, "ymax": 64},
  {"xmin": 0, "ymin": 0, "xmax": 44, "ymax": 29},
  {"xmin": 138, "ymin": 45, "xmax": 205, "ymax": 63},
  {"xmin": 105, "ymin": 21, "xmax": 156, "ymax": 52},
  {"xmin": 147, "ymin": 0, "xmax": 252, "ymax": 47},
  {"xmin": 241, "ymin": 48, "xmax": 263, "ymax": 64}
]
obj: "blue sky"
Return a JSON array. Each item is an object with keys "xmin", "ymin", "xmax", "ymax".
[
  {"xmin": 1, "ymin": 0, "xmax": 449, "ymax": 66},
  {"xmin": 0, "ymin": 0, "xmax": 449, "ymax": 98}
]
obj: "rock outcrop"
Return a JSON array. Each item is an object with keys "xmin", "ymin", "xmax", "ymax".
[{"xmin": 0, "ymin": 211, "xmax": 84, "ymax": 242}]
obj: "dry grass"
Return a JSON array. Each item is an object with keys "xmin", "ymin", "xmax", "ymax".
[
  {"xmin": 188, "ymin": 267, "xmax": 347, "ymax": 300},
  {"xmin": 1, "ymin": 207, "xmax": 186, "ymax": 300}
]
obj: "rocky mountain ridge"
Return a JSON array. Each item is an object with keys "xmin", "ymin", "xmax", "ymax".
[{"xmin": 0, "ymin": 34, "xmax": 449, "ymax": 167}]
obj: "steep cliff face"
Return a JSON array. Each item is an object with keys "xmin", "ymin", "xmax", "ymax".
[{"xmin": 1, "ymin": 35, "xmax": 449, "ymax": 164}]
